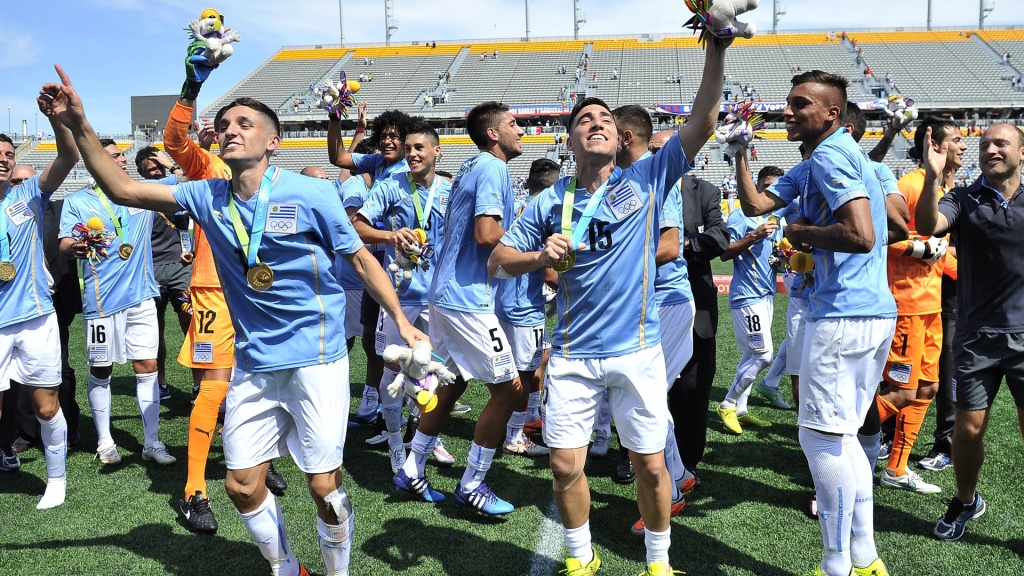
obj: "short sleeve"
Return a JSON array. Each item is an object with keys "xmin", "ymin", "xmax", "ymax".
[
  {"xmin": 475, "ymin": 160, "xmax": 509, "ymax": 218},
  {"xmin": 661, "ymin": 183, "xmax": 682, "ymax": 230},
  {"xmin": 937, "ymin": 190, "xmax": 960, "ymax": 232},
  {"xmin": 57, "ymin": 194, "xmax": 81, "ymax": 239},
  {"xmin": 810, "ymin": 148, "xmax": 868, "ymax": 212},
  {"xmin": 338, "ymin": 177, "xmax": 367, "ymax": 210},
  {"xmin": 351, "ymin": 153, "xmax": 382, "ymax": 177},
  {"xmin": 874, "ymin": 163, "xmax": 901, "ymax": 197},
  {"xmin": 171, "ymin": 180, "xmax": 207, "ymax": 223},
  {"xmin": 310, "ymin": 180, "xmax": 365, "ymax": 256},
  {"xmin": 768, "ymin": 164, "xmax": 803, "ymax": 206},
  {"xmin": 501, "ymin": 187, "xmax": 552, "ymax": 253},
  {"xmin": 726, "ymin": 210, "xmax": 746, "ymax": 242}
]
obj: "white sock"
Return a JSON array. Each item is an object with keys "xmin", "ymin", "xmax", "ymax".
[
  {"xmin": 563, "ymin": 522, "xmax": 593, "ymax": 564},
  {"xmin": 358, "ymin": 385, "xmax": 379, "ymax": 414},
  {"xmin": 644, "ymin": 526, "xmax": 671, "ymax": 565},
  {"xmin": 317, "ymin": 515, "xmax": 353, "ymax": 576},
  {"xmin": 664, "ymin": 421, "xmax": 686, "ymax": 489},
  {"xmin": 736, "ymin": 386, "xmax": 751, "ymax": 416},
  {"xmin": 238, "ymin": 491, "xmax": 299, "ymax": 576},
  {"xmin": 800, "ymin": 427, "xmax": 855, "ymax": 576},
  {"xmin": 763, "ymin": 339, "xmax": 788, "ymax": 391},
  {"xmin": 37, "ymin": 476, "xmax": 67, "ymax": 510},
  {"xmin": 527, "ymin": 391, "xmax": 541, "ymax": 421},
  {"xmin": 595, "ymin": 391, "xmax": 612, "ymax": 438},
  {"xmin": 858, "ymin": 432, "xmax": 881, "ymax": 477},
  {"xmin": 87, "ymin": 374, "xmax": 113, "ymax": 446},
  {"xmin": 506, "ymin": 411, "xmax": 527, "ymax": 444},
  {"xmin": 402, "ymin": 430, "xmax": 436, "ymax": 478},
  {"xmin": 381, "ymin": 374, "xmax": 405, "ymax": 452},
  {"xmin": 460, "ymin": 442, "xmax": 495, "ymax": 491},
  {"xmin": 38, "ymin": 408, "xmax": 68, "ymax": 480},
  {"xmin": 136, "ymin": 371, "xmax": 160, "ymax": 448},
  {"xmin": 848, "ymin": 435, "xmax": 878, "ymax": 569}
]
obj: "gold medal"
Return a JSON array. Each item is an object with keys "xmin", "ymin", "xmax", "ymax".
[
  {"xmin": 246, "ymin": 263, "xmax": 274, "ymax": 291},
  {"xmin": 118, "ymin": 243, "xmax": 134, "ymax": 260},
  {"xmin": 551, "ymin": 251, "xmax": 576, "ymax": 273},
  {"xmin": 0, "ymin": 261, "xmax": 16, "ymax": 282}
]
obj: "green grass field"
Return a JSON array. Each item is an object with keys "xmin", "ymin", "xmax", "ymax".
[{"xmin": 2, "ymin": 269, "xmax": 1023, "ymax": 575}]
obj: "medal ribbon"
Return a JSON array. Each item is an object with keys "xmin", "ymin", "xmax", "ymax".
[
  {"xmin": 0, "ymin": 192, "xmax": 14, "ymax": 264},
  {"xmin": 95, "ymin": 187, "xmax": 129, "ymax": 246},
  {"xmin": 406, "ymin": 172, "xmax": 438, "ymax": 230},
  {"xmin": 227, "ymin": 166, "xmax": 278, "ymax": 268},
  {"xmin": 559, "ymin": 167, "xmax": 622, "ymax": 248}
]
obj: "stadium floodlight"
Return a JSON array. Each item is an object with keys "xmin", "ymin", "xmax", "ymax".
[
  {"xmin": 574, "ymin": 0, "xmax": 587, "ymax": 40},
  {"xmin": 338, "ymin": 0, "xmax": 345, "ymax": 46},
  {"xmin": 385, "ymin": 0, "xmax": 399, "ymax": 46},
  {"xmin": 979, "ymin": 0, "xmax": 995, "ymax": 30},
  {"xmin": 525, "ymin": 0, "xmax": 530, "ymax": 41},
  {"xmin": 773, "ymin": 0, "xmax": 786, "ymax": 32}
]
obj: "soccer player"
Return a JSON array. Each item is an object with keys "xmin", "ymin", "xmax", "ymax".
[
  {"xmin": 352, "ymin": 120, "xmax": 453, "ymax": 474},
  {"xmin": 59, "ymin": 138, "xmax": 177, "ymax": 468},
  {"xmin": 497, "ymin": 158, "xmax": 559, "ymax": 458},
  {"xmin": 736, "ymin": 70, "xmax": 896, "ymax": 576},
  {"xmin": 916, "ymin": 123, "xmax": 1024, "ymax": 542},
  {"xmin": 489, "ymin": 33, "xmax": 730, "ymax": 575},
  {"xmin": 392, "ymin": 101, "xmax": 524, "ymax": 515},
  {"xmin": 0, "ymin": 99, "xmax": 78, "ymax": 508},
  {"xmin": 875, "ymin": 117, "xmax": 965, "ymax": 495},
  {"xmin": 717, "ymin": 167, "xmax": 784, "ymax": 434},
  {"xmin": 45, "ymin": 65, "xmax": 427, "ymax": 576}
]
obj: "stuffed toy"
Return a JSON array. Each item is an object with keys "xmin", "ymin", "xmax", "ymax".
[
  {"xmin": 883, "ymin": 95, "xmax": 918, "ymax": 132},
  {"xmin": 685, "ymin": 0, "xmax": 760, "ymax": 47},
  {"xmin": 387, "ymin": 228, "xmax": 433, "ymax": 290},
  {"xmin": 715, "ymin": 100, "xmax": 765, "ymax": 158},
  {"xmin": 311, "ymin": 72, "xmax": 361, "ymax": 120},
  {"xmin": 382, "ymin": 342, "xmax": 457, "ymax": 412},
  {"xmin": 183, "ymin": 8, "xmax": 240, "ymax": 88},
  {"xmin": 71, "ymin": 217, "xmax": 116, "ymax": 262}
]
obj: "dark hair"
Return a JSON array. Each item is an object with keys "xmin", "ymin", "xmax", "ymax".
[
  {"xmin": 791, "ymin": 70, "xmax": 849, "ymax": 110},
  {"xmin": 405, "ymin": 119, "xmax": 439, "ymax": 147},
  {"xmin": 842, "ymin": 102, "xmax": 867, "ymax": 142},
  {"xmin": 99, "ymin": 138, "xmax": 118, "ymax": 149},
  {"xmin": 757, "ymin": 165, "xmax": 785, "ymax": 186},
  {"xmin": 0, "ymin": 134, "xmax": 13, "ymax": 149},
  {"xmin": 467, "ymin": 102, "xmax": 510, "ymax": 148},
  {"xmin": 569, "ymin": 97, "xmax": 612, "ymax": 129},
  {"xmin": 371, "ymin": 109, "xmax": 412, "ymax": 149},
  {"xmin": 435, "ymin": 169, "xmax": 454, "ymax": 179},
  {"xmin": 913, "ymin": 116, "xmax": 961, "ymax": 159},
  {"xmin": 612, "ymin": 105, "xmax": 653, "ymax": 144},
  {"xmin": 527, "ymin": 158, "xmax": 561, "ymax": 193},
  {"xmin": 353, "ymin": 139, "xmax": 378, "ymax": 155},
  {"xmin": 215, "ymin": 97, "xmax": 281, "ymax": 136},
  {"xmin": 134, "ymin": 146, "xmax": 161, "ymax": 172}
]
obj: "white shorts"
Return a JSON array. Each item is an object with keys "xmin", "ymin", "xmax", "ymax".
[
  {"xmin": 731, "ymin": 298, "xmax": 774, "ymax": 356},
  {"xmin": 0, "ymin": 313, "xmax": 61, "ymax": 391},
  {"xmin": 659, "ymin": 301, "xmax": 696, "ymax": 386},
  {"xmin": 428, "ymin": 304, "xmax": 515, "ymax": 384},
  {"xmin": 222, "ymin": 356, "xmax": 350, "ymax": 474},
  {"xmin": 786, "ymin": 297, "xmax": 809, "ymax": 376},
  {"xmin": 498, "ymin": 319, "xmax": 549, "ymax": 373},
  {"xmin": 543, "ymin": 345, "xmax": 669, "ymax": 454},
  {"xmin": 344, "ymin": 289, "xmax": 363, "ymax": 340},
  {"xmin": 798, "ymin": 316, "xmax": 896, "ymax": 435},
  {"xmin": 375, "ymin": 304, "xmax": 429, "ymax": 356},
  {"xmin": 84, "ymin": 299, "xmax": 159, "ymax": 367}
]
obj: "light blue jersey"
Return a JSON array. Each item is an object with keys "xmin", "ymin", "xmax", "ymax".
[
  {"xmin": 430, "ymin": 152, "xmax": 514, "ymax": 313},
  {"xmin": 59, "ymin": 178, "xmax": 177, "ymax": 319},
  {"xmin": 335, "ymin": 176, "xmax": 369, "ymax": 290},
  {"xmin": 802, "ymin": 128, "xmax": 897, "ymax": 320},
  {"xmin": 171, "ymin": 168, "xmax": 364, "ymax": 372},
  {"xmin": 775, "ymin": 197, "xmax": 811, "ymax": 303},
  {"xmin": 0, "ymin": 177, "xmax": 56, "ymax": 329},
  {"xmin": 502, "ymin": 134, "xmax": 693, "ymax": 359},
  {"xmin": 727, "ymin": 210, "xmax": 782, "ymax": 309},
  {"xmin": 358, "ymin": 174, "xmax": 450, "ymax": 305},
  {"xmin": 769, "ymin": 162, "xmax": 812, "ymax": 302},
  {"xmin": 655, "ymin": 180, "xmax": 694, "ymax": 308},
  {"xmin": 496, "ymin": 194, "xmax": 547, "ymax": 327},
  {"xmin": 872, "ymin": 161, "xmax": 901, "ymax": 198}
]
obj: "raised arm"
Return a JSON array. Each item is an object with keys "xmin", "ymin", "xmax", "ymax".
[
  {"xmin": 735, "ymin": 148, "xmax": 786, "ymax": 216},
  {"xmin": 40, "ymin": 65, "xmax": 180, "ymax": 214},
  {"xmin": 914, "ymin": 127, "xmax": 951, "ymax": 237},
  {"xmin": 867, "ymin": 123, "xmax": 900, "ymax": 163},
  {"xmin": 328, "ymin": 103, "xmax": 367, "ymax": 170},
  {"xmin": 721, "ymin": 219, "xmax": 777, "ymax": 261},
  {"xmin": 36, "ymin": 105, "xmax": 79, "ymax": 192},
  {"xmin": 677, "ymin": 39, "xmax": 729, "ymax": 162}
]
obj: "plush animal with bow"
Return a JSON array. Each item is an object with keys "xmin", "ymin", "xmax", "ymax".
[
  {"xmin": 715, "ymin": 100, "xmax": 766, "ymax": 158},
  {"xmin": 311, "ymin": 72, "xmax": 361, "ymax": 120},
  {"xmin": 382, "ymin": 342, "xmax": 457, "ymax": 412},
  {"xmin": 684, "ymin": 0, "xmax": 760, "ymax": 47},
  {"xmin": 71, "ymin": 217, "xmax": 116, "ymax": 262},
  {"xmin": 883, "ymin": 95, "xmax": 918, "ymax": 132},
  {"xmin": 387, "ymin": 229, "xmax": 432, "ymax": 289},
  {"xmin": 185, "ymin": 9, "xmax": 241, "ymax": 84}
]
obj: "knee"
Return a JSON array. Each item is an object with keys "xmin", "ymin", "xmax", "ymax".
[
  {"xmin": 224, "ymin": 474, "xmax": 254, "ymax": 506},
  {"xmin": 917, "ymin": 382, "xmax": 939, "ymax": 401},
  {"xmin": 306, "ymin": 472, "xmax": 342, "ymax": 503},
  {"xmin": 134, "ymin": 360, "xmax": 158, "ymax": 374},
  {"xmin": 631, "ymin": 453, "xmax": 667, "ymax": 485},
  {"xmin": 550, "ymin": 449, "xmax": 586, "ymax": 492},
  {"xmin": 36, "ymin": 402, "xmax": 59, "ymax": 421},
  {"xmin": 955, "ymin": 415, "xmax": 986, "ymax": 440}
]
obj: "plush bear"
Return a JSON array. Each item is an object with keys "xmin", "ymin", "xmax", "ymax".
[
  {"xmin": 883, "ymin": 95, "xmax": 919, "ymax": 131},
  {"xmin": 387, "ymin": 228, "xmax": 432, "ymax": 289},
  {"xmin": 382, "ymin": 342, "xmax": 457, "ymax": 412},
  {"xmin": 185, "ymin": 9, "xmax": 240, "ymax": 84}
]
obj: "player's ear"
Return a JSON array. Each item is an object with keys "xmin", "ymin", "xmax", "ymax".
[{"xmin": 266, "ymin": 132, "xmax": 281, "ymax": 153}]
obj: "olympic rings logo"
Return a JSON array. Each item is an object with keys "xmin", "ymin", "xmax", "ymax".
[
  {"xmin": 269, "ymin": 220, "xmax": 295, "ymax": 231},
  {"xmin": 194, "ymin": 353, "xmax": 212, "ymax": 363},
  {"xmin": 617, "ymin": 199, "xmax": 639, "ymax": 212}
]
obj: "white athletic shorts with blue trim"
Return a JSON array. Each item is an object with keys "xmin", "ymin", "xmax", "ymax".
[
  {"xmin": 659, "ymin": 300, "xmax": 696, "ymax": 386},
  {"xmin": 785, "ymin": 297, "xmax": 809, "ymax": 376},
  {"xmin": 428, "ymin": 304, "xmax": 515, "ymax": 384},
  {"xmin": 0, "ymin": 313, "xmax": 61, "ymax": 392},
  {"xmin": 344, "ymin": 289, "xmax": 363, "ymax": 340},
  {"xmin": 222, "ymin": 356, "xmax": 350, "ymax": 474},
  {"xmin": 375, "ymin": 304, "xmax": 430, "ymax": 355},
  {"xmin": 84, "ymin": 299, "xmax": 159, "ymax": 367},
  {"xmin": 731, "ymin": 297, "xmax": 774, "ymax": 358},
  {"xmin": 498, "ymin": 319, "xmax": 550, "ymax": 373}
]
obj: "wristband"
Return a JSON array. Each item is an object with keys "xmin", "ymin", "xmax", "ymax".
[
  {"xmin": 909, "ymin": 238, "xmax": 926, "ymax": 259},
  {"xmin": 180, "ymin": 79, "xmax": 203, "ymax": 101},
  {"xmin": 355, "ymin": 128, "xmax": 365, "ymax": 134}
]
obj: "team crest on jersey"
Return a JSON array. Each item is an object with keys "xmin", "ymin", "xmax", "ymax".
[
  {"xmin": 5, "ymin": 200, "xmax": 34, "ymax": 226},
  {"xmin": 605, "ymin": 181, "xmax": 643, "ymax": 221},
  {"xmin": 88, "ymin": 345, "xmax": 109, "ymax": 364},
  {"xmin": 439, "ymin": 194, "xmax": 449, "ymax": 215},
  {"xmin": 889, "ymin": 362, "xmax": 912, "ymax": 384},
  {"xmin": 128, "ymin": 207, "xmax": 145, "ymax": 216},
  {"xmin": 267, "ymin": 203, "xmax": 299, "ymax": 234},
  {"xmin": 193, "ymin": 342, "xmax": 213, "ymax": 364}
]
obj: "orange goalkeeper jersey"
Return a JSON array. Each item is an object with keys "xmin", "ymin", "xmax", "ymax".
[
  {"xmin": 165, "ymin": 102, "xmax": 231, "ymax": 289},
  {"xmin": 887, "ymin": 168, "xmax": 946, "ymax": 315}
]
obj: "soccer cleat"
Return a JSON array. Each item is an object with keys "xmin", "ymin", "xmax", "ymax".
[
  {"xmin": 389, "ymin": 445, "xmax": 407, "ymax": 475},
  {"xmin": 505, "ymin": 437, "xmax": 550, "ymax": 457},
  {"xmin": 454, "ymin": 482, "xmax": 515, "ymax": 516},
  {"xmin": 354, "ymin": 391, "xmax": 379, "ymax": 424},
  {"xmin": 614, "ymin": 454, "xmax": 636, "ymax": 484},
  {"xmin": 878, "ymin": 437, "xmax": 892, "ymax": 460},
  {"xmin": 803, "ymin": 567, "xmax": 828, "ymax": 576},
  {"xmin": 296, "ymin": 564, "xmax": 311, "ymax": 576},
  {"xmin": 266, "ymin": 463, "xmax": 287, "ymax": 495},
  {"xmin": 737, "ymin": 412, "xmax": 772, "ymax": 428},
  {"xmin": 934, "ymin": 492, "xmax": 986, "ymax": 541},
  {"xmin": 12, "ymin": 436, "xmax": 32, "ymax": 454},
  {"xmin": 880, "ymin": 468, "xmax": 941, "ymax": 494},
  {"xmin": 142, "ymin": 441, "xmax": 177, "ymax": 465},
  {"xmin": 678, "ymin": 474, "xmax": 697, "ymax": 494},
  {"xmin": 365, "ymin": 414, "xmax": 388, "ymax": 446},
  {"xmin": 754, "ymin": 380, "xmax": 792, "ymax": 409},
  {"xmin": 95, "ymin": 442, "xmax": 122, "ymax": 465},
  {"xmin": 452, "ymin": 403, "xmax": 472, "ymax": 414},
  {"xmin": 0, "ymin": 452, "xmax": 20, "ymax": 472},
  {"xmin": 561, "ymin": 547, "xmax": 601, "ymax": 575},
  {"xmin": 179, "ymin": 491, "xmax": 218, "ymax": 534},
  {"xmin": 394, "ymin": 469, "xmax": 445, "ymax": 502},
  {"xmin": 432, "ymin": 436, "xmax": 456, "ymax": 466},
  {"xmin": 631, "ymin": 493, "xmax": 686, "ymax": 535},
  {"xmin": 638, "ymin": 561, "xmax": 684, "ymax": 576},
  {"xmin": 524, "ymin": 417, "xmax": 542, "ymax": 436},
  {"xmin": 590, "ymin": 433, "xmax": 610, "ymax": 458},
  {"xmin": 159, "ymin": 382, "xmax": 172, "ymax": 401},
  {"xmin": 402, "ymin": 414, "xmax": 419, "ymax": 448},
  {"xmin": 718, "ymin": 406, "xmax": 743, "ymax": 434},
  {"xmin": 917, "ymin": 450, "xmax": 953, "ymax": 472},
  {"xmin": 853, "ymin": 558, "xmax": 890, "ymax": 576}
]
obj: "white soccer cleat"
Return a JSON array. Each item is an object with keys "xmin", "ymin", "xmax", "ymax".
[
  {"xmin": 505, "ymin": 437, "xmax": 550, "ymax": 457},
  {"xmin": 95, "ymin": 442, "xmax": 121, "ymax": 465},
  {"xmin": 590, "ymin": 433, "xmax": 610, "ymax": 458},
  {"xmin": 36, "ymin": 476, "xmax": 67, "ymax": 510},
  {"xmin": 431, "ymin": 436, "xmax": 455, "ymax": 466},
  {"xmin": 880, "ymin": 468, "xmax": 941, "ymax": 494},
  {"xmin": 389, "ymin": 445, "xmax": 407, "ymax": 475},
  {"xmin": 142, "ymin": 441, "xmax": 177, "ymax": 466}
]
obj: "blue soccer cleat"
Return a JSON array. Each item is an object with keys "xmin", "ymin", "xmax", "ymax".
[
  {"xmin": 454, "ymin": 482, "xmax": 515, "ymax": 516},
  {"xmin": 394, "ymin": 469, "xmax": 445, "ymax": 502}
]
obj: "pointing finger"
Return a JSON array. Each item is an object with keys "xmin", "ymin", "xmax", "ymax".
[{"xmin": 55, "ymin": 64, "xmax": 72, "ymax": 87}]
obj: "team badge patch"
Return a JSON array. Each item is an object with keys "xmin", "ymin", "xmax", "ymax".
[
  {"xmin": 748, "ymin": 333, "xmax": 765, "ymax": 350},
  {"xmin": 193, "ymin": 342, "xmax": 214, "ymax": 364},
  {"xmin": 439, "ymin": 195, "xmax": 449, "ymax": 215},
  {"xmin": 492, "ymin": 352, "xmax": 514, "ymax": 378},
  {"xmin": 5, "ymin": 200, "xmax": 33, "ymax": 226},
  {"xmin": 88, "ymin": 345, "xmax": 109, "ymax": 364},
  {"xmin": 267, "ymin": 203, "xmax": 300, "ymax": 234},
  {"xmin": 375, "ymin": 331, "xmax": 386, "ymax": 355},
  {"xmin": 128, "ymin": 207, "xmax": 146, "ymax": 216},
  {"xmin": 889, "ymin": 362, "xmax": 912, "ymax": 384},
  {"xmin": 606, "ymin": 182, "xmax": 643, "ymax": 221}
]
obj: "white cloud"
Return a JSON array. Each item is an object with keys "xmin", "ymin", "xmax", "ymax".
[{"xmin": 0, "ymin": 29, "xmax": 38, "ymax": 69}]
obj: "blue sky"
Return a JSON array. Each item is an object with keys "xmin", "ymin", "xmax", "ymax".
[{"xmin": 2, "ymin": 0, "xmax": 1020, "ymax": 135}]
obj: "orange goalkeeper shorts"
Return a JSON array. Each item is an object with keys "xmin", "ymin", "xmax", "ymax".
[
  {"xmin": 884, "ymin": 312, "xmax": 942, "ymax": 389},
  {"xmin": 177, "ymin": 287, "xmax": 235, "ymax": 370}
]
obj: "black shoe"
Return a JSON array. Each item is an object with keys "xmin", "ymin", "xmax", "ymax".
[
  {"xmin": 68, "ymin": 432, "xmax": 82, "ymax": 450},
  {"xmin": 179, "ymin": 491, "xmax": 218, "ymax": 534},
  {"xmin": 365, "ymin": 413, "xmax": 388, "ymax": 447},
  {"xmin": 692, "ymin": 473, "xmax": 702, "ymax": 491},
  {"xmin": 266, "ymin": 463, "xmax": 287, "ymax": 495},
  {"xmin": 614, "ymin": 454, "xmax": 635, "ymax": 484},
  {"xmin": 403, "ymin": 414, "xmax": 420, "ymax": 448},
  {"xmin": 159, "ymin": 382, "xmax": 172, "ymax": 401},
  {"xmin": 190, "ymin": 382, "xmax": 201, "ymax": 405}
]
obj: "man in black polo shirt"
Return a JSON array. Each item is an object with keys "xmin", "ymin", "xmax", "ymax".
[{"xmin": 916, "ymin": 123, "xmax": 1024, "ymax": 541}]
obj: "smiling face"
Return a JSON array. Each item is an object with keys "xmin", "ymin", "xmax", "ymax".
[
  {"xmin": 933, "ymin": 126, "xmax": 968, "ymax": 172},
  {"xmin": 377, "ymin": 125, "xmax": 404, "ymax": 165},
  {"xmin": 0, "ymin": 140, "xmax": 14, "ymax": 187},
  {"xmin": 405, "ymin": 133, "xmax": 440, "ymax": 179},
  {"xmin": 491, "ymin": 111, "xmax": 524, "ymax": 160},
  {"xmin": 568, "ymin": 104, "xmax": 617, "ymax": 163},
  {"xmin": 217, "ymin": 106, "xmax": 280, "ymax": 165},
  {"xmin": 104, "ymin": 144, "xmax": 129, "ymax": 173},
  {"xmin": 138, "ymin": 157, "xmax": 166, "ymax": 180},
  {"xmin": 783, "ymin": 82, "xmax": 842, "ymax": 144},
  {"xmin": 978, "ymin": 124, "xmax": 1024, "ymax": 182}
]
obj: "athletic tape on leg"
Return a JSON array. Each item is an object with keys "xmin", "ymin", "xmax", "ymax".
[
  {"xmin": 324, "ymin": 485, "xmax": 354, "ymax": 529},
  {"xmin": 239, "ymin": 461, "xmax": 271, "ymax": 498},
  {"xmin": 553, "ymin": 448, "xmax": 586, "ymax": 493}
]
